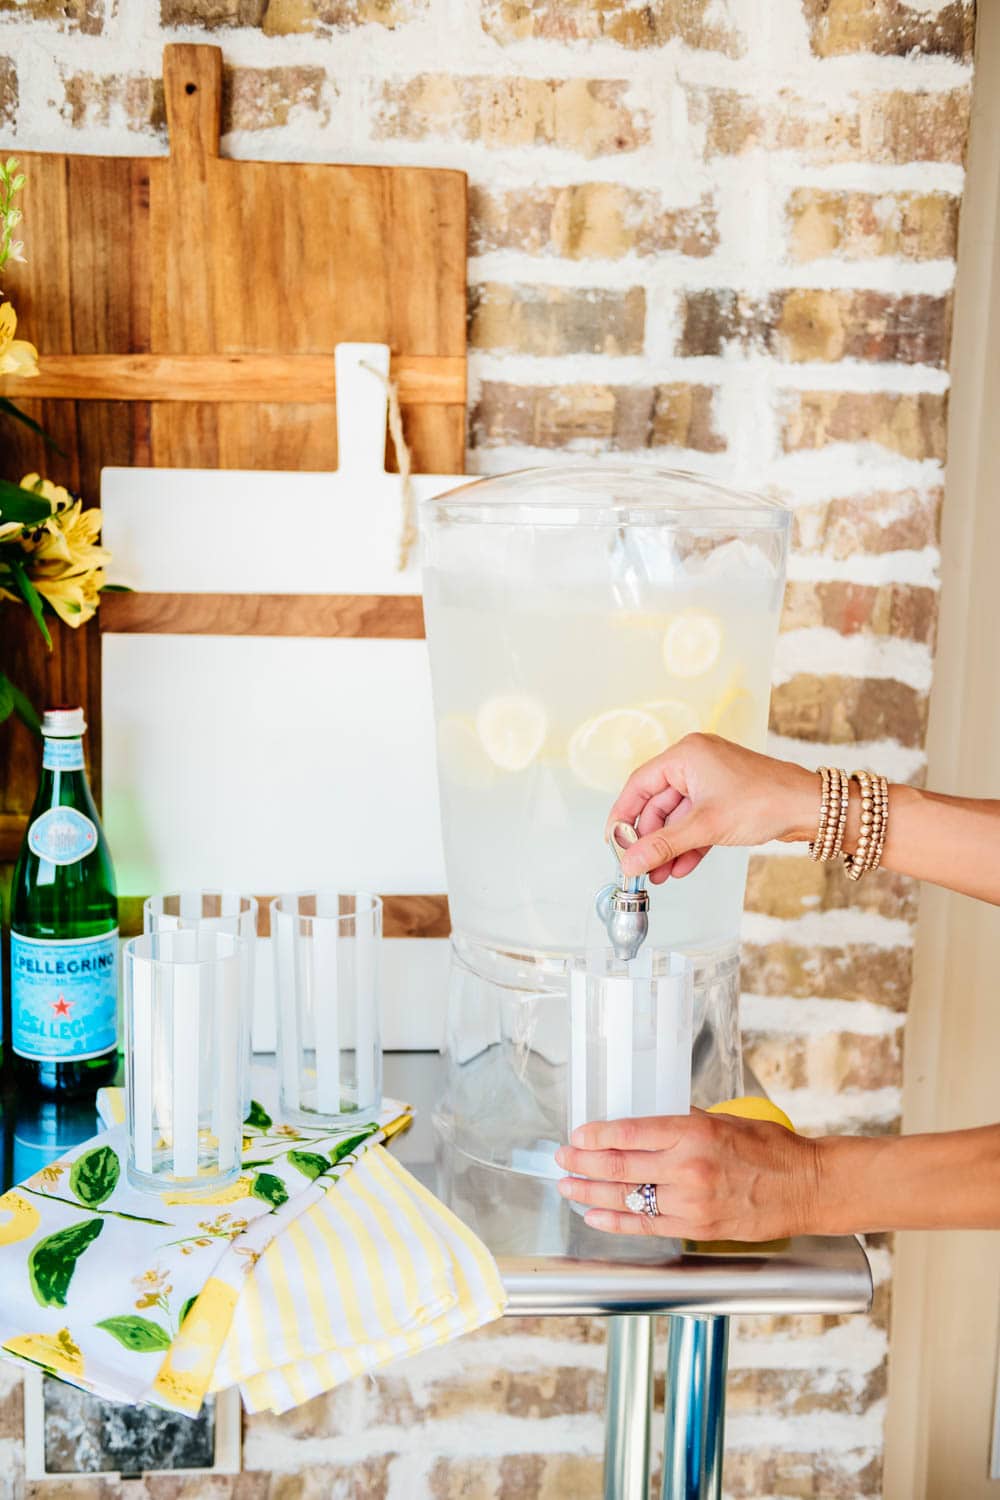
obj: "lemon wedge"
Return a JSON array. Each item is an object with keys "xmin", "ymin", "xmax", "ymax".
[
  {"xmin": 476, "ymin": 695, "xmax": 548, "ymax": 772},
  {"xmin": 662, "ymin": 610, "xmax": 723, "ymax": 678},
  {"xmin": 6, "ymin": 1327, "xmax": 85, "ymax": 1378},
  {"xmin": 707, "ymin": 1095, "xmax": 796, "ymax": 1131},
  {"xmin": 568, "ymin": 708, "xmax": 667, "ymax": 792},
  {"xmin": 437, "ymin": 715, "xmax": 498, "ymax": 788},
  {"xmin": 161, "ymin": 1173, "xmax": 254, "ymax": 1207},
  {"xmin": 0, "ymin": 1191, "xmax": 40, "ymax": 1247},
  {"xmin": 643, "ymin": 697, "xmax": 700, "ymax": 744}
]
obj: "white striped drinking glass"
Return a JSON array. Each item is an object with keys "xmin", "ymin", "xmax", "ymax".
[
  {"xmin": 271, "ymin": 892, "xmax": 382, "ymax": 1127},
  {"xmin": 124, "ymin": 929, "xmax": 245, "ymax": 1193}
]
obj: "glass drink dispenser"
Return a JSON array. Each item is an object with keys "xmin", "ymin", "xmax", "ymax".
[{"xmin": 421, "ymin": 467, "xmax": 789, "ymax": 1177}]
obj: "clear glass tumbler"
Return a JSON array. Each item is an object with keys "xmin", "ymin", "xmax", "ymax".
[
  {"xmin": 271, "ymin": 892, "xmax": 382, "ymax": 1127},
  {"xmin": 124, "ymin": 929, "xmax": 245, "ymax": 1193},
  {"xmin": 568, "ymin": 950, "xmax": 694, "ymax": 1138},
  {"xmin": 143, "ymin": 890, "xmax": 258, "ymax": 1116}
]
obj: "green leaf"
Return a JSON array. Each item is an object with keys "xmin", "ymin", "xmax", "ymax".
[
  {"xmin": 8, "ymin": 558, "xmax": 51, "ymax": 649},
  {"xmin": 8, "ymin": 678, "xmax": 40, "ymax": 734},
  {"xmin": 69, "ymin": 1145, "xmax": 120, "ymax": 1208},
  {"xmin": 0, "ymin": 476, "xmax": 51, "ymax": 525},
  {"xmin": 179, "ymin": 1294, "xmax": 198, "ymax": 1326},
  {"xmin": 329, "ymin": 1127, "xmax": 378, "ymax": 1167},
  {"xmin": 287, "ymin": 1150, "xmax": 329, "ymax": 1181},
  {"xmin": 96, "ymin": 1315, "xmax": 172, "ymax": 1353},
  {"xmin": 251, "ymin": 1172, "xmax": 289, "ymax": 1210},
  {"xmin": 29, "ymin": 1219, "xmax": 104, "ymax": 1308},
  {"xmin": 0, "ymin": 674, "xmax": 13, "ymax": 724},
  {"xmin": 0, "ymin": 399, "xmax": 67, "ymax": 456},
  {"xmin": 243, "ymin": 1101, "xmax": 272, "ymax": 1130}
]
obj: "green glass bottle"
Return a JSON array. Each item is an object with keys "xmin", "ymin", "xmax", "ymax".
[{"xmin": 10, "ymin": 707, "xmax": 118, "ymax": 1097}]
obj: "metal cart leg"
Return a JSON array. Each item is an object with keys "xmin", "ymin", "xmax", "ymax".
[
  {"xmin": 604, "ymin": 1313, "xmax": 655, "ymax": 1500},
  {"xmin": 661, "ymin": 1314, "xmax": 729, "ymax": 1500}
]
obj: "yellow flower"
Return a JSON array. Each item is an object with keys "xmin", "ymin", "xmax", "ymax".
[
  {"xmin": 0, "ymin": 301, "xmax": 39, "ymax": 378},
  {"xmin": 34, "ymin": 567, "xmax": 104, "ymax": 628}
]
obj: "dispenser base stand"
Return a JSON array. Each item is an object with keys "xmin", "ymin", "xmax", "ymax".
[{"xmin": 602, "ymin": 1313, "xmax": 730, "ymax": 1500}]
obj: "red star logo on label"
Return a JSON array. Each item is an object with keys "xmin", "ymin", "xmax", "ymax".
[{"xmin": 51, "ymin": 995, "xmax": 73, "ymax": 1017}]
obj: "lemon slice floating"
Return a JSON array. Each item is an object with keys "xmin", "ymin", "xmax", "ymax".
[
  {"xmin": 476, "ymin": 694, "xmax": 548, "ymax": 772},
  {"xmin": 662, "ymin": 610, "xmax": 723, "ymax": 679},
  {"xmin": 643, "ymin": 697, "xmax": 700, "ymax": 744},
  {"xmin": 707, "ymin": 678, "xmax": 760, "ymax": 748},
  {"xmin": 707, "ymin": 1095, "xmax": 796, "ymax": 1131},
  {"xmin": 568, "ymin": 708, "xmax": 667, "ymax": 792}
]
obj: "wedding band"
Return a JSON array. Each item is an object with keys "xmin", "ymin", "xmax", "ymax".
[{"xmin": 625, "ymin": 1183, "xmax": 659, "ymax": 1217}]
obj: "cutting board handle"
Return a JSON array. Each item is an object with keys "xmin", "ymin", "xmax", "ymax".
[{"xmin": 163, "ymin": 44, "xmax": 222, "ymax": 168}]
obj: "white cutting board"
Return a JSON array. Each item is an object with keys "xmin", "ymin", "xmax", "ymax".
[{"xmin": 101, "ymin": 343, "xmax": 467, "ymax": 1051}]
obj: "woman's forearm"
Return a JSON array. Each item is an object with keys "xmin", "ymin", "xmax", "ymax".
[
  {"xmin": 811, "ymin": 1126, "xmax": 1000, "ymax": 1233},
  {"xmin": 786, "ymin": 777, "xmax": 1000, "ymax": 905}
]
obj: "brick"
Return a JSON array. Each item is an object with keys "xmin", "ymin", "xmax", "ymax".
[
  {"xmin": 470, "ymin": 184, "xmax": 718, "ymax": 260},
  {"xmin": 254, "ymin": 1463, "xmax": 391, "ymax": 1500},
  {"xmin": 144, "ymin": 1477, "xmax": 269, "ymax": 1500},
  {"xmin": 746, "ymin": 854, "xmax": 919, "ymax": 923},
  {"xmin": 223, "ymin": 65, "xmax": 330, "ymax": 131},
  {"xmin": 780, "ymin": 390, "xmax": 948, "ymax": 462},
  {"xmin": 59, "ymin": 71, "xmax": 166, "ymax": 134},
  {"xmin": 725, "ymin": 1358, "xmax": 887, "ymax": 1416},
  {"xmin": 693, "ymin": 85, "xmax": 971, "ymax": 167},
  {"xmin": 469, "ymin": 283, "xmax": 645, "ymax": 356},
  {"xmin": 679, "ymin": 288, "xmax": 950, "ymax": 365},
  {"xmin": 375, "ymin": 76, "xmax": 648, "ymax": 156},
  {"xmin": 161, "ymin": 0, "xmax": 422, "ymax": 30},
  {"xmin": 787, "ymin": 188, "xmax": 960, "ymax": 263},
  {"xmin": 0, "ymin": 1373, "xmax": 21, "ymax": 1441},
  {"xmin": 734, "ymin": 1284, "xmax": 890, "ymax": 1339},
  {"xmin": 480, "ymin": 0, "xmax": 743, "ymax": 55},
  {"xmin": 0, "ymin": 56, "xmax": 15, "ymax": 128},
  {"xmin": 0, "ymin": 0, "xmax": 103, "ymax": 31},
  {"xmin": 472, "ymin": 381, "xmax": 724, "ymax": 452},
  {"xmin": 791, "ymin": 488, "xmax": 941, "ymax": 559},
  {"xmin": 770, "ymin": 672, "xmax": 928, "ymax": 747},
  {"xmin": 803, "ymin": 0, "xmax": 974, "ymax": 60},
  {"xmin": 429, "ymin": 1454, "xmax": 603, "ymax": 1500},
  {"xmin": 741, "ymin": 941, "xmax": 913, "ymax": 1009},
  {"xmin": 781, "ymin": 580, "xmax": 937, "ymax": 645},
  {"xmin": 723, "ymin": 1448, "xmax": 882, "ymax": 1497},
  {"xmin": 743, "ymin": 1029, "xmax": 902, "ymax": 1094},
  {"xmin": 421, "ymin": 1365, "xmax": 602, "ymax": 1420}
]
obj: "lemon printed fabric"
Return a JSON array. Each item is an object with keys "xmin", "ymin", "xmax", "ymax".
[{"xmin": 0, "ymin": 1091, "xmax": 503, "ymax": 1415}]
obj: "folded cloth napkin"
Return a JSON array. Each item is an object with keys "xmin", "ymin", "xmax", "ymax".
[{"xmin": 0, "ymin": 1081, "xmax": 505, "ymax": 1416}]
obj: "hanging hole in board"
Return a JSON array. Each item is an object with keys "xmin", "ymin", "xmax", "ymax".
[{"xmin": 185, "ymin": 83, "xmax": 197, "ymax": 95}]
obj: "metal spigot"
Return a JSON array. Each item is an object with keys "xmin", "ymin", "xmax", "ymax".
[{"xmin": 595, "ymin": 821, "xmax": 649, "ymax": 962}]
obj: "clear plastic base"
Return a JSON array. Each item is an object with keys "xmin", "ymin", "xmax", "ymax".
[{"xmin": 437, "ymin": 933, "xmax": 743, "ymax": 1180}]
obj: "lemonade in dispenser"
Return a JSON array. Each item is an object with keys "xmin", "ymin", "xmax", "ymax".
[{"xmin": 421, "ymin": 467, "xmax": 789, "ymax": 1176}]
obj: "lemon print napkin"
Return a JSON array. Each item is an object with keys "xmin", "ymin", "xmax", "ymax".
[{"xmin": 0, "ymin": 1085, "xmax": 505, "ymax": 1416}]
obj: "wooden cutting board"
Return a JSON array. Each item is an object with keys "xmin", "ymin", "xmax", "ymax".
[{"xmin": 0, "ymin": 42, "xmax": 467, "ymax": 858}]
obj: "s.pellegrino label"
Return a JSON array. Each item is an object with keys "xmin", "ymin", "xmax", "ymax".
[
  {"xmin": 10, "ymin": 707, "xmax": 119, "ymax": 1096},
  {"xmin": 11, "ymin": 931, "xmax": 118, "ymax": 1061}
]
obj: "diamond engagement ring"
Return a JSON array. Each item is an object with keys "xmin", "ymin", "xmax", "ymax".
[{"xmin": 625, "ymin": 1183, "xmax": 659, "ymax": 1217}]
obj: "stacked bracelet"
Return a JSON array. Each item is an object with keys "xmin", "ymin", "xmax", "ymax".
[
  {"xmin": 809, "ymin": 766, "xmax": 850, "ymax": 862},
  {"xmin": 810, "ymin": 766, "xmax": 889, "ymax": 879},
  {"xmin": 843, "ymin": 770, "xmax": 889, "ymax": 882}
]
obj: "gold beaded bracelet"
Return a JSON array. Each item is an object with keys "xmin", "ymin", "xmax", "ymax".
[{"xmin": 810, "ymin": 767, "xmax": 889, "ymax": 878}]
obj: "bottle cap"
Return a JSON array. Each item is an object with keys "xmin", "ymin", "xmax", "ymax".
[{"xmin": 42, "ymin": 706, "xmax": 86, "ymax": 738}]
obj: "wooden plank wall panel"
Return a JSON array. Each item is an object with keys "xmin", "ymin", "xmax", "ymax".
[{"xmin": 0, "ymin": 40, "xmax": 467, "ymax": 921}]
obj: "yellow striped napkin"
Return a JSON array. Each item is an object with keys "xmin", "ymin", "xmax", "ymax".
[{"xmin": 94, "ymin": 1087, "xmax": 505, "ymax": 1414}]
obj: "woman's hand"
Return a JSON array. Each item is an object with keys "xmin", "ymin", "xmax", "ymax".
[
  {"xmin": 555, "ymin": 1111, "xmax": 823, "ymax": 1242},
  {"xmin": 606, "ymin": 733, "xmax": 818, "ymax": 885}
]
